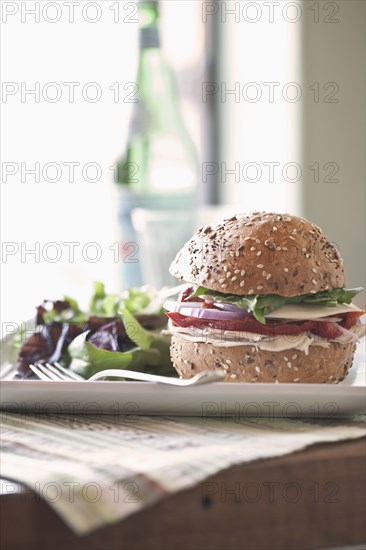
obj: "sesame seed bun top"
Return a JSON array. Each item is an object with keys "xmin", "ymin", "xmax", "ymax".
[{"xmin": 169, "ymin": 211, "xmax": 345, "ymax": 297}]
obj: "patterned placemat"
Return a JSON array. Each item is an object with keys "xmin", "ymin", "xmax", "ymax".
[{"xmin": 1, "ymin": 412, "xmax": 365, "ymax": 534}]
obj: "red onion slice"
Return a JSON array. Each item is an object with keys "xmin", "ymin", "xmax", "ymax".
[
  {"xmin": 164, "ymin": 301, "xmax": 203, "ymax": 311},
  {"xmin": 213, "ymin": 302, "xmax": 244, "ymax": 312},
  {"xmin": 178, "ymin": 308, "xmax": 249, "ymax": 320},
  {"xmin": 164, "ymin": 300, "xmax": 249, "ymax": 320}
]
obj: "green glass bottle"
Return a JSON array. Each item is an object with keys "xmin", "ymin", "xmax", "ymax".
[{"xmin": 116, "ymin": 0, "xmax": 198, "ymax": 206}]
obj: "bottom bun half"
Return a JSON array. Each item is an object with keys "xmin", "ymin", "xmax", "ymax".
[{"xmin": 170, "ymin": 335, "xmax": 356, "ymax": 384}]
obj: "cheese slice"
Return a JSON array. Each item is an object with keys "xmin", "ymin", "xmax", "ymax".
[{"xmin": 266, "ymin": 302, "xmax": 362, "ymax": 320}]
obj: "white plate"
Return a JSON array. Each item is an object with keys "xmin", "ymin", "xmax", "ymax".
[{"xmin": 1, "ymin": 345, "xmax": 365, "ymax": 419}]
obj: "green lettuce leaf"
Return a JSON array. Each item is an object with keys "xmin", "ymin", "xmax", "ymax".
[
  {"xmin": 89, "ymin": 282, "xmax": 121, "ymax": 317},
  {"xmin": 67, "ymin": 311, "xmax": 175, "ymax": 379},
  {"xmin": 68, "ymin": 330, "xmax": 161, "ymax": 379},
  {"xmin": 120, "ymin": 285, "xmax": 165, "ymax": 316},
  {"xmin": 191, "ymin": 286, "xmax": 363, "ymax": 324},
  {"xmin": 89, "ymin": 281, "xmax": 166, "ymax": 317},
  {"xmin": 120, "ymin": 307, "xmax": 153, "ymax": 350}
]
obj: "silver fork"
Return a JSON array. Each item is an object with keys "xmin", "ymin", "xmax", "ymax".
[
  {"xmin": 30, "ymin": 362, "xmax": 84, "ymax": 381},
  {"xmin": 0, "ymin": 362, "xmax": 19, "ymax": 380},
  {"xmin": 29, "ymin": 362, "xmax": 227, "ymax": 386}
]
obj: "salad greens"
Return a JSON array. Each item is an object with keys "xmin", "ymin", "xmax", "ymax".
[
  {"xmin": 120, "ymin": 287, "xmax": 166, "ymax": 316},
  {"xmin": 89, "ymin": 281, "xmax": 166, "ymax": 317},
  {"xmin": 68, "ymin": 307, "xmax": 173, "ymax": 379},
  {"xmin": 16, "ymin": 282, "xmax": 175, "ymax": 379},
  {"xmin": 192, "ymin": 286, "xmax": 363, "ymax": 324},
  {"xmin": 42, "ymin": 297, "xmax": 88, "ymax": 325}
]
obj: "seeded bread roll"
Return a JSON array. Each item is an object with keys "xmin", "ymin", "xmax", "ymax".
[
  {"xmin": 169, "ymin": 212, "xmax": 344, "ymax": 297},
  {"xmin": 170, "ymin": 334, "xmax": 356, "ymax": 384}
]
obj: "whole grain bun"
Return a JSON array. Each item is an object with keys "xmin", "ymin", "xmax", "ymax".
[
  {"xmin": 169, "ymin": 212, "xmax": 344, "ymax": 297},
  {"xmin": 170, "ymin": 334, "xmax": 355, "ymax": 384}
]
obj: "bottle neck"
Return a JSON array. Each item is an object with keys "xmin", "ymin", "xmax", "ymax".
[{"xmin": 140, "ymin": 26, "xmax": 160, "ymax": 49}]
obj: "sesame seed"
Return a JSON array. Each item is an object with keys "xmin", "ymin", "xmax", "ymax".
[
  {"xmin": 293, "ymin": 366, "xmax": 299, "ymax": 371},
  {"xmin": 276, "ymin": 246, "xmax": 282, "ymax": 251},
  {"xmin": 262, "ymin": 271, "xmax": 267, "ymax": 277},
  {"xmin": 292, "ymin": 354, "xmax": 297, "ymax": 359},
  {"xmin": 248, "ymin": 289, "xmax": 254, "ymax": 295},
  {"xmin": 231, "ymin": 276, "xmax": 237, "ymax": 282},
  {"xmin": 312, "ymin": 268, "xmax": 317, "ymax": 273},
  {"xmin": 223, "ymin": 266, "xmax": 228, "ymax": 272},
  {"xmin": 235, "ymin": 251, "xmax": 240, "ymax": 257},
  {"xmin": 266, "ymin": 274, "xmax": 272, "ymax": 280},
  {"xmin": 219, "ymin": 278, "xmax": 225, "ymax": 283},
  {"xmin": 221, "ymin": 284, "xmax": 227, "ymax": 288},
  {"xmin": 312, "ymin": 279, "xmax": 317, "ymax": 285},
  {"xmin": 306, "ymin": 254, "xmax": 310, "ymax": 259},
  {"xmin": 289, "ymin": 236, "xmax": 295, "ymax": 241},
  {"xmin": 225, "ymin": 359, "xmax": 232, "ymax": 364},
  {"xmin": 287, "ymin": 362, "xmax": 292, "ymax": 368},
  {"xmin": 284, "ymin": 268, "xmax": 289, "ymax": 272},
  {"xmin": 284, "ymin": 356, "xmax": 288, "ymax": 361},
  {"xmin": 257, "ymin": 251, "xmax": 262, "ymax": 257},
  {"xmin": 273, "ymin": 226, "xmax": 278, "ymax": 231},
  {"xmin": 250, "ymin": 246, "xmax": 256, "ymax": 251},
  {"xmin": 294, "ymin": 378, "xmax": 300, "ymax": 382},
  {"xmin": 257, "ymin": 264, "xmax": 264, "ymax": 269},
  {"xmin": 240, "ymin": 281, "xmax": 245, "ymax": 287},
  {"xmin": 227, "ymin": 272, "xmax": 232, "ymax": 278},
  {"xmin": 310, "ymin": 290, "xmax": 316, "ymax": 294},
  {"xmin": 255, "ymin": 366, "xmax": 261, "ymax": 373},
  {"xmin": 230, "ymin": 374, "xmax": 237, "ymax": 379},
  {"xmin": 302, "ymin": 247, "xmax": 306, "ymax": 252},
  {"xmin": 235, "ymin": 269, "xmax": 240, "ymax": 274},
  {"xmin": 241, "ymin": 270, "xmax": 245, "ymax": 276},
  {"xmin": 255, "ymin": 239, "xmax": 260, "ymax": 244}
]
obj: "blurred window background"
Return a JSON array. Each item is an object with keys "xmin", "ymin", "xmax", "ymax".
[{"xmin": 1, "ymin": 0, "xmax": 365, "ymax": 329}]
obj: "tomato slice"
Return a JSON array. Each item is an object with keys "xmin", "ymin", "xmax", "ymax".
[
  {"xmin": 167, "ymin": 312, "xmax": 317, "ymax": 337},
  {"xmin": 167, "ymin": 308, "xmax": 365, "ymax": 340},
  {"xmin": 314, "ymin": 321, "xmax": 343, "ymax": 339},
  {"xmin": 339, "ymin": 310, "xmax": 365, "ymax": 330}
]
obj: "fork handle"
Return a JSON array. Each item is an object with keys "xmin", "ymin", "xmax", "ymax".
[{"xmin": 87, "ymin": 369, "xmax": 186, "ymax": 385}]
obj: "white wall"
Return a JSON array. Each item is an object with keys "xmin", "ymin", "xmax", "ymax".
[
  {"xmin": 217, "ymin": 1, "xmax": 302, "ymax": 213},
  {"xmin": 218, "ymin": 0, "xmax": 365, "ymax": 304},
  {"xmin": 301, "ymin": 0, "xmax": 365, "ymax": 301},
  {"xmin": 0, "ymin": 1, "xmax": 204, "ymax": 328},
  {"xmin": 1, "ymin": 3, "xmax": 136, "ymax": 326}
]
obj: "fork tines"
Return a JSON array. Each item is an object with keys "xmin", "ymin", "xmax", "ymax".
[{"xmin": 29, "ymin": 362, "xmax": 82, "ymax": 381}]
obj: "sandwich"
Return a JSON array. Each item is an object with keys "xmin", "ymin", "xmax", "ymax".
[{"xmin": 165, "ymin": 212, "xmax": 365, "ymax": 383}]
